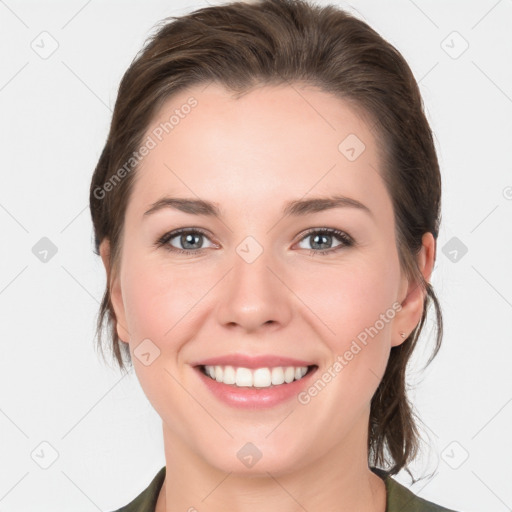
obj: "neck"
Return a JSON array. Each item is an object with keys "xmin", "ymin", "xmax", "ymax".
[{"xmin": 157, "ymin": 418, "xmax": 386, "ymax": 512}]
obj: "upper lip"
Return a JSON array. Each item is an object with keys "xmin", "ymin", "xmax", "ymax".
[{"xmin": 191, "ymin": 354, "xmax": 316, "ymax": 369}]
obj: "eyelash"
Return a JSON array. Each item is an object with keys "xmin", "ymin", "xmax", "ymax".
[{"xmin": 155, "ymin": 227, "xmax": 355, "ymax": 257}]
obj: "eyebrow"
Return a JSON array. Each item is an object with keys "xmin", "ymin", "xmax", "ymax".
[{"xmin": 143, "ymin": 195, "xmax": 373, "ymax": 219}]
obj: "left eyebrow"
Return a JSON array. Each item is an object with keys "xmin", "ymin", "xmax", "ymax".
[
  {"xmin": 282, "ymin": 195, "xmax": 374, "ymax": 219},
  {"xmin": 143, "ymin": 194, "xmax": 373, "ymax": 219}
]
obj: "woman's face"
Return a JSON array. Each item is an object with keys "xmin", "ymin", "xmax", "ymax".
[{"xmin": 102, "ymin": 83, "xmax": 431, "ymax": 475}]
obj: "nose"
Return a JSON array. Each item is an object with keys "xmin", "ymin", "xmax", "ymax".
[{"xmin": 215, "ymin": 240, "xmax": 293, "ymax": 333}]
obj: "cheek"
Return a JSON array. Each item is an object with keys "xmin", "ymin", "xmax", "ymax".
[
  {"xmin": 123, "ymin": 270, "xmax": 181, "ymax": 341},
  {"xmin": 293, "ymin": 261, "xmax": 399, "ymax": 416},
  {"xmin": 294, "ymin": 256, "xmax": 400, "ymax": 348},
  {"xmin": 119, "ymin": 256, "xmax": 206, "ymax": 413},
  {"xmin": 121, "ymin": 246, "xmax": 399, "ymax": 350},
  {"xmin": 120, "ymin": 253, "xmax": 217, "ymax": 346}
]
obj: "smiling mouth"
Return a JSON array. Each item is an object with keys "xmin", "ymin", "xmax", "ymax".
[{"xmin": 198, "ymin": 364, "xmax": 318, "ymax": 388}]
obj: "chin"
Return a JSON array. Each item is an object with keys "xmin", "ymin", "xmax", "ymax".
[{"xmin": 198, "ymin": 438, "xmax": 310, "ymax": 477}]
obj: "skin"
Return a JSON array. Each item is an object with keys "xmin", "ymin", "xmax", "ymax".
[{"xmin": 100, "ymin": 82, "xmax": 435, "ymax": 512}]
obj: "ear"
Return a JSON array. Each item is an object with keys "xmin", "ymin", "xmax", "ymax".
[
  {"xmin": 99, "ymin": 238, "xmax": 130, "ymax": 343},
  {"xmin": 392, "ymin": 232, "xmax": 436, "ymax": 347}
]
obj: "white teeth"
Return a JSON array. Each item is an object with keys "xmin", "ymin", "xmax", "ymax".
[
  {"xmin": 236, "ymin": 367, "xmax": 253, "ymax": 387},
  {"xmin": 222, "ymin": 365, "xmax": 236, "ymax": 384},
  {"xmin": 284, "ymin": 366, "xmax": 295, "ymax": 383},
  {"xmin": 271, "ymin": 367, "xmax": 285, "ymax": 385},
  {"xmin": 203, "ymin": 365, "xmax": 311, "ymax": 388}
]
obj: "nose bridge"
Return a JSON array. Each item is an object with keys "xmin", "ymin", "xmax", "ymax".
[{"xmin": 215, "ymin": 233, "xmax": 292, "ymax": 331}]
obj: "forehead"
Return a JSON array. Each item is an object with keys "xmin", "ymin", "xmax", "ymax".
[{"xmin": 130, "ymin": 82, "xmax": 390, "ymax": 221}]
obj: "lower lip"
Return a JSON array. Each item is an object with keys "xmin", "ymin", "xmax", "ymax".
[{"xmin": 194, "ymin": 366, "xmax": 318, "ymax": 409}]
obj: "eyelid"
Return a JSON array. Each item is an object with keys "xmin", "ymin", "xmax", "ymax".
[
  {"xmin": 294, "ymin": 227, "xmax": 354, "ymax": 252},
  {"xmin": 296, "ymin": 227, "xmax": 353, "ymax": 243},
  {"xmin": 155, "ymin": 227, "xmax": 217, "ymax": 250},
  {"xmin": 156, "ymin": 226, "xmax": 355, "ymax": 257}
]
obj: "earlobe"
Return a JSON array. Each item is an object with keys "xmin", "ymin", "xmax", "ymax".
[
  {"xmin": 98, "ymin": 239, "xmax": 130, "ymax": 344},
  {"xmin": 392, "ymin": 232, "xmax": 436, "ymax": 347}
]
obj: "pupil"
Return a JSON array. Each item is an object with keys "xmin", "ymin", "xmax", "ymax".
[
  {"xmin": 182, "ymin": 233, "xmax": 201, "ymax": 249},
  {"xmin": 312, "ymin": 233, "xmax": 330, "ymax": 250}
]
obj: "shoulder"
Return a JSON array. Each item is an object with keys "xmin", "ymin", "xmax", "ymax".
[
  {"xmin": 371, "ymin": 467, "xmax": 461, "ymax": 512},
  {"xmin": 108, "ymin": 466, "xmax": 166, "ymax": 512}
]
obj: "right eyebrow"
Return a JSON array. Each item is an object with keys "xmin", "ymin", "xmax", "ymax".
[{"xmin": 143, "ymin": 197, "xmax": 221, "ymax": 218}]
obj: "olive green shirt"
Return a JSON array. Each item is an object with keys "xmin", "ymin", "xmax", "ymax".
[{"xmin": 110, "ymin": 466, "xmax": 459, "ymax": 511}]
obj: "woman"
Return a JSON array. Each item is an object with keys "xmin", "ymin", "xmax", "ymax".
[{"xmin": 89, "ymin": 0, "xmax": 458, "ymax": 510}]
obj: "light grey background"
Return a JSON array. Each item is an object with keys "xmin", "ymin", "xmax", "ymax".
[{"xmin": 0, "ymin": 1, "xmax": 511, "ymax": 511}]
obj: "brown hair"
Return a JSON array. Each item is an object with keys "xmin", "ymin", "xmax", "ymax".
[{"xmin": 89, "ymin": 0, "xmax": 443, "ymax": 479}]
